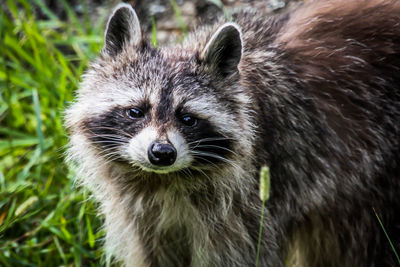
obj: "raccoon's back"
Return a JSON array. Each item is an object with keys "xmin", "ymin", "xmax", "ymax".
[
  {"xmin": 238, "ymin": 0, "xmax": 400, "ymax": 149},
  {"xmin": 235, "ymin": 3, "xmax": 400, "ymax": 265}
]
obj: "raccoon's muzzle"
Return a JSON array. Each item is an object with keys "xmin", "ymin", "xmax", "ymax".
[{"xmin": 147, "ymin": 141, "xmax": 177, "ymax": 166}]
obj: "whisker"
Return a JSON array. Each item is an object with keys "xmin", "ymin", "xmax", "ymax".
[
  {"xmin": 90, "ymin": 140, "xmax": 126, "ymax": 146},
  {"xmin": 179, "ymin": 169, "xmax": 193, "ymax": 180},
  {"xmin": 191, "ymin": 151, "xmax": 239, "ymax": 169},
  {"xmin": 192, "ymin": 144, "xmax": 238, "ymax": 156},
  {"xmin": 88, "ymin": 134, "xmax": 129, "ymax": 142},
  {"xmin": 98, "ymin": 147, "xmax": 122, "ymax": 155},
  {"xmin": 100, "ymin": 151, "xmax": 123, "ymax": 161},
  {"xmin": 87, "ymin": 126, "xmax": 134, "ymax": 138},
  {"xmin": 88, "ymin": 133, "xmax": 127, "ymax": 139},
  {"xmin": 187, "ymin": 137, "xmax": 234, "ymax": 146},
  {"xmin": 192, "ymin": 167, "xmax": 214, "ymax": 182},
  {"xmin": 94, "ymin": 145, "xmax": 127, "ymax": 162},
  {"xmin": 191, "ymin": 155, "xmax": 222, "ymax": 170}
]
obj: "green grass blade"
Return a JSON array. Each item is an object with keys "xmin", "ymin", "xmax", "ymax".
[
  {"xmin": 255, "ymin": 202, "xmax": 265, "ymax": 267},
  {"xmin": 32, "ymin": 89, "xmax": 45, "ymax": 155},
  {"xmin": 31, "ymin": 0, "xmax": 59, "ymax": 20},
  {"xmin": 53, "ymin": 236, "xmax": 67, "ymax": 264},
  {"xmin": 373, "ymin": 208, "xmax": 400, "ymax": 265},
  {"xmin": 151, "ymin": 16, "xmax": 158, "ymax": 47},
  {"xmin": 170, "ymin": 0, "xmax": 187, "ymax": 35},
  {"xmin": 86, "ymin": 215, "xmax": 95, "ymax": 248}
]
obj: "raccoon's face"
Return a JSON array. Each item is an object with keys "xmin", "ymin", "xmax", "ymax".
[{"xmin": 67, "ymin": 4, "xmax": 252, "ymax": 176}]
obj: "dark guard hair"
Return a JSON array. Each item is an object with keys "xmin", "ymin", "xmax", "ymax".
[{"xmin": 65, "ymin": 0, "xmax": 400, "ymax": 266}]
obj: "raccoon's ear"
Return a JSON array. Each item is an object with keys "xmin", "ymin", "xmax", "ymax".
[
  {"xmin": 201, "ymin": 23, "xmax": 242, "ymax": 77},
  {"xmin": 103, "ymin": 3, "xmax": 142, "ymax": 56}
]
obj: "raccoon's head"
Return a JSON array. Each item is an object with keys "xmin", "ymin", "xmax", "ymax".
[{"xmin": 66, "ymin": 4, "xmax": 254, "ymax": 178}]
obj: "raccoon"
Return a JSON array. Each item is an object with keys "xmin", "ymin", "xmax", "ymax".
[{"xmin": 65, "ymin": 0, "xmax": 400, "ymax": 266}]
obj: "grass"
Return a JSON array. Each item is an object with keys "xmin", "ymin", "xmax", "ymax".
[
  {"xmin": 0, "ymin": 0, "xmax": 110, "ymax": 265},
  {"xmin": 170, "ymin": 0, "xmax": 188, "ymax": 36},
  {"xmin": 373, "ymin": 208, "xmax": 400, "ymax": 265},
  {"xmin": 0, "ymin": 1, "xmax": 203, "ymax": 265}
]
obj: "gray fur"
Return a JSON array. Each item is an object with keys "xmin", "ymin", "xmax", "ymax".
[{"xmin": 66, "ymin": 0, "xmax": 400, "ymax": 266}]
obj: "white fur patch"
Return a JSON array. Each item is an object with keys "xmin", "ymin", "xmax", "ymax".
[
  {"xmin": 124, "ymin": 126, "xmax": 192, "ymax": 173},
  {"xmin": 168, "ymin": 129, "xmax": 193, "ymax": 169},
  {"xmin": 125, "ymin": 126, "xmax": 158, "ymax": 169}
]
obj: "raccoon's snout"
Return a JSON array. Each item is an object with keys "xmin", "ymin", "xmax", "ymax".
[{"xmin": 147, "ymin": 141, "xmax": 177, "ymax": 166}]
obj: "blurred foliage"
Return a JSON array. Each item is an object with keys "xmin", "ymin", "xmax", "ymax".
[{"xmin": 0, "ymin": 0, "xmax": 111, "ymax": 265}]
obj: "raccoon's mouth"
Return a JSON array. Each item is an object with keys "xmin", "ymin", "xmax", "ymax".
[
  {"xmin": 132, "ymin": 161, "xmax": 185, "ymax": 174},
  {"xmin": 140, "ymin": 165, "xmax": 180, "ymax": 174}
]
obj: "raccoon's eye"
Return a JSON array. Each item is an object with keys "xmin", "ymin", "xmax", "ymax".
[
  {"xmin": 125, "ymin": 108, "xmax": 144, "ymax": 119},
  {"xmin": 180, "ymin": 115, "xmax": 198, "ymax": 127}
]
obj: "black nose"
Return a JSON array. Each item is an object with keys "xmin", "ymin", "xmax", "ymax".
[{"xmin": 148, "ymin": 142, "xmax": 177, "ymax": 166}]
